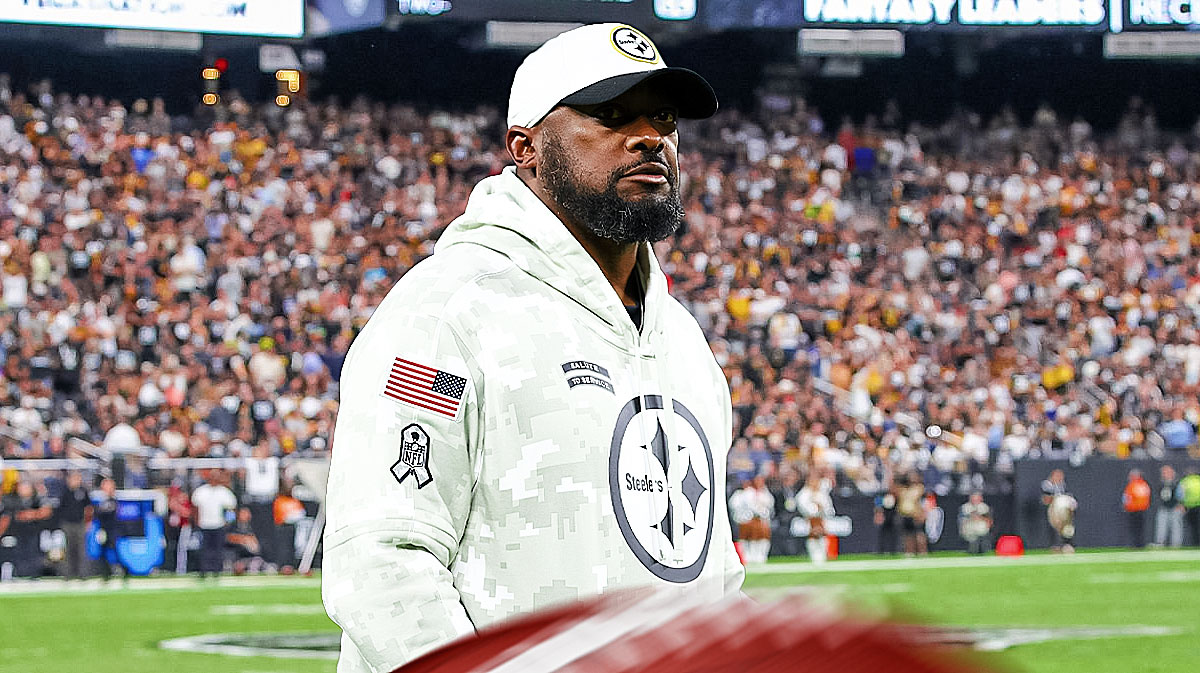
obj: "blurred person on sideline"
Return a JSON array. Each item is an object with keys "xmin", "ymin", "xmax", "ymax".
[
  {"xmin": 93, "ymin": 478, "xmax": 122, "ymax": 581},
  {"xmin": 164, "ymin": 480, "xmax": 193, "ymax": 574},
  {"xmin": 1121, "ymin": 469, "xmax": 1151, "ymax": 548},
  {"xmin": 242, "ymin": 442, "xmax": 281, "ymax": 570},
  {"xmin": 273, "ymin": 481, "xmax": 308, "ymax": 573},
  {"xmin": 958, "ymin": 491, "xmax": 993, "ymax": 555},
  {"xmin": 730, "ymin": 475, "xmax": 774, "ymax": 563},
  {"xmin": 897, "ymin": 472, "xmax": 928, "ymax": 556},
  {"xmin": 226, "ymin": 507, "xmax": 265, "ymax": 574},
  {"xmin": 3, "ymin": 479, "xmax": 52, "ymax": 577},
  {"xmin": 1153, "ymin": 465, "xmax": 1183, "ymax": 548},
  {"xmin": 191, "ymin": 469, "xmax": 237, "ymax": 579},
  {"xmin": 797, "ymin": 470, "xmax": 835, "ymax": 563},
  {"xmin": 55, "ymin": 471, "xmax": 93, "ymax": 579},
  {"xmin": 1180, "ymin": 470, "xmax": 1200, "ymax": 546},
  {"xmin": 1041, "ymin": 469, "xmax": 1071, "ymax": 551},
  {"xmin": 874, "ymin": 480, "xmax": 900, "ymax": 555},
  {"xmin": 322, "ymin": 23, "xmax": 744, "ymax": 672}
]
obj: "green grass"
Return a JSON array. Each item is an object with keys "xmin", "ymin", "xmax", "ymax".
[
  {"xmin": 2, "ymin": 550, "xmax": 1197, "ymax": 673},
  {"xmin": 745, "ymin": 549, "xmax": 1200, "ymax": 673},
  {"xmin": 0, "ymin": 577, "xmax": 337, "ymax": 673}
]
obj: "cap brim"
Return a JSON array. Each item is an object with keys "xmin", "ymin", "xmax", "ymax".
[{"xmin": 559, "ymin": 68, "xmax": 718, "ymax": 120}]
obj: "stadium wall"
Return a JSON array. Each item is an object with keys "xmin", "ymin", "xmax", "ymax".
[{"xmin": 1013, "ymin": 459, "xmax": 1200, "ymax": 549}]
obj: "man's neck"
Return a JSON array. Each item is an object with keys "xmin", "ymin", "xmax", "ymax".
[{"xmin": 522, "ymin": 171, "xmax": 642, "ymax": 305}]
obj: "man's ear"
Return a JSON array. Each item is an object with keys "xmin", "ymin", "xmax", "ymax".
[{"xmin": 506, "ymin": 126, "xmax": 537, "ymax": 171}]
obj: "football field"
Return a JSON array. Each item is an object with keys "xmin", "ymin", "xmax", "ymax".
[{"xmin": 1, "ymin": 549, "xmax": 1197, "ymax": 673}]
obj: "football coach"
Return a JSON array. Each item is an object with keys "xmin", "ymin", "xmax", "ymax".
[{"xmin": 322, "ymin": 23, "xmax": 745, "ymax": 672}]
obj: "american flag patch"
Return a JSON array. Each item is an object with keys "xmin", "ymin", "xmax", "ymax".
[{"xmin": 382, "ymin": 357, "xmax": 468, "ymax": 420}]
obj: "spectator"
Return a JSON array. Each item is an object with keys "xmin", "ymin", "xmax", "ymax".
[
  {"xmin": 190, "ymin": 469, "xmax": 237, "ymax": 578},
  {"xmin": 55, "ymin": 471, "xmax": 93, "ymax": 579},
  {"xmin": 1121, "ymin": 469, "xmax": 1151, "ymax": 548},
  {"xmin": 958, "ymin": 491, "xmax": 993, "ymax": 555},
  {"xmin": 1157, "ymin": 409, "xmax": 1197, "ymax": 451},
  {"xmin": 1153, "ymin": 464, "xmax": 1183, "ymax": 548}
]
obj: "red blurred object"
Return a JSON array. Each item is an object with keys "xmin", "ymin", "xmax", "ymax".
[
  {"xmin": 733, "ymin": 540, "xmax": 746, "ymax": 565},
  {"xmin": 395, "ymin": 588, "xmax": 1001, "ymax": 673},
  {"xmin": 995, "ymin": 535, "xmax": 1025, "ymax": 556},
  {"xmin": 826, "ymin": 535, "xmax": 839, "ymax": 560},
  {"xmin": 214, "ymin": 57, "xmax": 229, "ymax": 73}
]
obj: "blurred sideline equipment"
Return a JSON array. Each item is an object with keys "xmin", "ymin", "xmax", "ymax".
[{"xmin": 86, "ymin": 489, "xmax": 165, "ymax": 576}]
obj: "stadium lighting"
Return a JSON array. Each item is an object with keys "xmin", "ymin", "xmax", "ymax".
[
  {"xmin": 202, "ymin": 93, "xmax": 219, "ymax": 106},
  {"xmin": 201, "ymin": 67, "xmax": 221, "ymax": 80},
  {"xmin": 275, "ymin": 94, "xmax": 292, "ymax": 107}
]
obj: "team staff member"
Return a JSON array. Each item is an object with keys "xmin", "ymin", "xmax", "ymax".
[
  {"xmin": 56, "ymin": 471, "xmax": 93, "ymax": 579},
  {"xmin": 323, "ymin": 23, "xmax": 744, "ymax": 672}
]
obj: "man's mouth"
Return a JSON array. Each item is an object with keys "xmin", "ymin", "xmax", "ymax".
[{"xmin": 622, "ymin": 162, "xmax": 670, "ymax": 185}]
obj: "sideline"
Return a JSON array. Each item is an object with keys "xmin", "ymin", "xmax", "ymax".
[
  {"xmin": 0, "ymin": 574, "xmax": 322, "ymax": 597},
  {"xmin": 749, "ymin": 549, "xmax": 1200, "ymax": 574}
]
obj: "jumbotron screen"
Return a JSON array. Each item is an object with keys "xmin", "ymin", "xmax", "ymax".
[{"xmin": 1, "ymin": 0, "xmax": 304, "ymax": 38}]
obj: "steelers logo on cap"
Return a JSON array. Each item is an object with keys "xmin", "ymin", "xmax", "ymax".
[{"xmin": 611, "ymin": 26, "xmax": 659, "ymax": 63}]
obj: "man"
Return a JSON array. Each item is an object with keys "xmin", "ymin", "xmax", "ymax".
[
  {"xmin": 1153, "ymin": 464, "xmax": 1183, "ymax": 548},
  {"xmin": 874, "ymin": 480, "xmax": 900, "ymax": 555},
  {"xmin": 191, "ymin": 469, "xmax": 238, "ymax": 579},
  {"xmin": 241, "ymin": 442, "xmax": 280, "ymax": 569},
  {"xmin": 56, "ymin": 471, "xmax": 93, "ymax": 579},
  {"xmin": 1121, "ymin": 468, "xmax": 1151, "ymax": 548},
  {"xmin": 3, "ymin": 479, "xmax": 52, "ymax": 577},
  {"xmin": 958, "ymin": 491, "xmax": 993, "ymax": 555},
  {"xmin": 323, "ymin": 23, "xmax": 743, "ymax": 672},
  {"xmin": 226, "ymin": 507, "xmax": 265, "ymax": 575},
  {"xmin": 1041, "ymin": 468, "xmax": 1070, "ymax": 550},
  {"xmin": 1181, "ymin": 470, "xmax": 1200, "ymax": 546},
  {"xmin": 93, "ymin": 477, "xmax": 122, "ymax": 581}
]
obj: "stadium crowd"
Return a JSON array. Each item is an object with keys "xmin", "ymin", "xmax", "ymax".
[{"xmin": 3, "ymin": 75, "xmax": 1200, "ymax": 575}]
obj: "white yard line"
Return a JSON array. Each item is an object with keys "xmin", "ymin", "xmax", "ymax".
[{"xmin": 750, "ymin": 549, "xmax": 1200, "ymax": 575}]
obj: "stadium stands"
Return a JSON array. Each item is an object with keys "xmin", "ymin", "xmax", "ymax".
[{"xmin": 2, "ymin": 77, "xmax": 1200, "ymax": 574}]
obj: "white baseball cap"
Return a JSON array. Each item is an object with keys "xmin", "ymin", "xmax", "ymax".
[{"xmin": 507, "ymin": 23, "xmax": 718, "ymax": 129}]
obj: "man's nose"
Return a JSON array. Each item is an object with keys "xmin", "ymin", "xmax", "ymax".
[{"xmin": 624, "ymin": 117, "xmax": 666, "ymax": 154}]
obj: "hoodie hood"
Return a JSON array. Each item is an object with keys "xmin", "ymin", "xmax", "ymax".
[{"xmin": 437, "ymin": 167, "xmax": 668, "ymax": 346}]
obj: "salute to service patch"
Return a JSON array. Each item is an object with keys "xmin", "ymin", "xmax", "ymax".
[
  {"xmin": 381, "ymin": 356, "xmax": 468, "ymax": 420},
  {"xmin": 391, "ymin": 423, "xmax": 433, "ymax": 489}
]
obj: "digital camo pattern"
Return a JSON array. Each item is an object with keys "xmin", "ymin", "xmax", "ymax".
[{"xmin": 322, "ymin": 168, "xmax": 745, "ymax": 673}]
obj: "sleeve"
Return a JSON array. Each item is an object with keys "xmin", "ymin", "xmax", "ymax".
[{"xmin": 322, "ymin": 306, "xmax": 480, "ymax": 672}]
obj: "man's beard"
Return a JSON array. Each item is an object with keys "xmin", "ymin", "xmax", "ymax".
[{"xmin": 540, "ymin": 132, "xmax": 683, "ymax": 244}]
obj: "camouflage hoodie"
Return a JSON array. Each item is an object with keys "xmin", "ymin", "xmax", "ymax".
[{"xmin": 322, "ymin": 166, "xmax": 745, "ymax": 673}]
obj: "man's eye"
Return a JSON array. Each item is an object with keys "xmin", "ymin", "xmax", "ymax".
[
  {"xmin": 591, "ymin": 106, "xmax": 624, "ymax": 122},
  {"xmin": 653, "ymin": 109, "xmax": 678, "ymax": 124}
]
